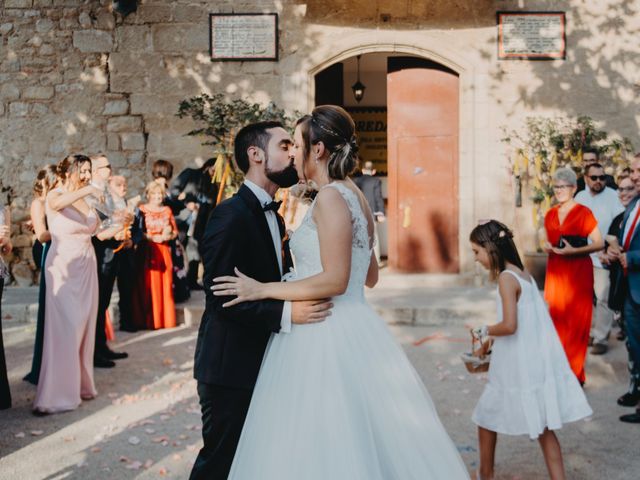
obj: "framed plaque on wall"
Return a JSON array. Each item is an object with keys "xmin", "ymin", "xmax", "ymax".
[
  {"xmin": 497, "ymin": 11, "xmax": 566, "ymax": 60},
  {"xmin": 209, "ymin": 13, "xmax": 278, "ymax": 61}
]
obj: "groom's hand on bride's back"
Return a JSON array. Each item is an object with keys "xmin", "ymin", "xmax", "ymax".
[{"xmin": 291, "ymin": 299, "xmax": 333, "ymax": 324}]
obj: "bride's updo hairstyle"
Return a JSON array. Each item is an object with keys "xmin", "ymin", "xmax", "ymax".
[{"xmin": 296, "ymin": 105, "xmax": 359, "ymax": 180}]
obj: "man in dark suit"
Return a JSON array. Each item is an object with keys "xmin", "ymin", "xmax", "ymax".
[
  {"xmin": 190, "ymin": 121, "xmax": 332, "ymax": 479},
  {"xmin": 354, "ymin": 160, "xmax": 385, "ymax": 260},
  {"xmin": 618, "ymin": 153, "xmax": 640, "ymax": 423},
  {"xmin": 169, "ymin": 158, "xmax": 218, "ymax": 290},
  {"xmin": 90, "ymin": 155, "xmax": 130, "ymax": 368}
]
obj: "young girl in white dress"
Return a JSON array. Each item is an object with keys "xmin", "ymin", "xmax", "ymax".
[{"xmin": 469, "ymin": 220, "xmax": 592, "ymax": 480}]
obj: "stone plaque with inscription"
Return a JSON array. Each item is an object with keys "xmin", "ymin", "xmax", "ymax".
[
  {"xmin": 209, "ymin": 13, "xmax": 278, "ymax": 61},
  {"xmin": 497, "ymin": 12, "xmax": 566, "ymax": 60}
]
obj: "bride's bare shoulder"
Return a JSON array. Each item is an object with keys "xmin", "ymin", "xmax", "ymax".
[{"xmin": 312, "ymin": 186, "xmax": 351, "ymax": 223}]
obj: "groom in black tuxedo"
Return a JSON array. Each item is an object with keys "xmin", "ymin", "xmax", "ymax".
[{"xmin": 190, "ymin": 121, "xmax": 333, "ymax": 480}]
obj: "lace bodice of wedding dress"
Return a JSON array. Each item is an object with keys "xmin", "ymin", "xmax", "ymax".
[{"xmin": 288, "ymin": 182, "xmax": 371, "ymax": 300}]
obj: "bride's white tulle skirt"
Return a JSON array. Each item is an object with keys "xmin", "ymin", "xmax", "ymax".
[{"xmin": 228, "ymin": 296, "xmax": 470, "ymax": 479}]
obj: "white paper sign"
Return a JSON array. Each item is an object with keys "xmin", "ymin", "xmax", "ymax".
[
  {"xmin": 498, "ymin": 12, "xmax": 566, "ymax": 59},
  {"xmin": 210, "ymin": 14, "xmax": 278, "ymax": 61}
]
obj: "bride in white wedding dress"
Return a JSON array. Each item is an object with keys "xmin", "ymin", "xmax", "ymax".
[{"xmin": 212, "ymin": 105, "xmax": 470, "ymax": 479}]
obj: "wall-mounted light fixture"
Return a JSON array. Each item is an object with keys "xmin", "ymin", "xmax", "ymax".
[{"xmin": 351, "ymin": 55, "xmax": 366, "ymax": 103}]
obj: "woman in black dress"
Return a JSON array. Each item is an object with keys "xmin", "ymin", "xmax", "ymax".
[{"xmin": 23, "ymin": 165, "xmax": 57, "ymax": 385}]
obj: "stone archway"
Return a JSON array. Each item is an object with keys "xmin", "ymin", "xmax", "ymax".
[{"xmin": 307, "ymin": 41, "xmax": 478, "ymax": 274}]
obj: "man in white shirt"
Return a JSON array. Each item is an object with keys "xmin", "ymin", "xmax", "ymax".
[{"xmin": 576, "ymin": 162, "xmax": 625, "ymax": 354}]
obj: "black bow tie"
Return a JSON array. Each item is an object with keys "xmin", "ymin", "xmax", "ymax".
[{"xmin": 262, "ymin": 200, "xmax": 282, "ymax": 213}]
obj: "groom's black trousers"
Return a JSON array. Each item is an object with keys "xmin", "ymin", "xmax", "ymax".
[{"xmin": 189, "ymin": 382, "xmax": 252, "ymax": 480}]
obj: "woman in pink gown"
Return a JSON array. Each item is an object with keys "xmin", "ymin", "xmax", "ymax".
[{"xmin": 33, "ymin": 155, "xmax": 119, "ymax": 414}]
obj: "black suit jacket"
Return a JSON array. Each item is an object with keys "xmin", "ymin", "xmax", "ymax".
[
  {"xmin": 169, "ymin": 167, "xmax": 218, "ymax": 242},
  {"xmin": 193, "ymin": 184, "xmax": 292, "ymax": 389},
  {"xmin": 354, "ymin": 174, "xmax": 385, "ymax": 214}
]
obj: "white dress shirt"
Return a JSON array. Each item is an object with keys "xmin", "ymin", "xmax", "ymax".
[
  {"xmin": 575, "ymin": 186, "xmax": 624, "ymax": 268},
  {"xmin": 244, "ymin": 180, "xmax": 292, "ymax": 333}
]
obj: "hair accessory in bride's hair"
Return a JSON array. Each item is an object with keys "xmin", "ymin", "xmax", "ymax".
[{"xmin": 311, "ymin": 116, "xmax": 342, "ymax": 139}]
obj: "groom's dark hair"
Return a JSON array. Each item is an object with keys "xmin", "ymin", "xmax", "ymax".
[{"xmin": 234, "ymin": 121, "xmax": 284, "ymax": 174}]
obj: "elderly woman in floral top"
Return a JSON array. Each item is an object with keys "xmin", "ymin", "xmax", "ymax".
[{"xmin": 0, "ymin": 203, "xmax": 13, "ymax": 409}]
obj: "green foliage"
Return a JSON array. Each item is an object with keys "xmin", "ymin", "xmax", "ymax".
[
  {"xmin": 176, "ymin": 93, "xmax": 298, "ymax": 200},
  {"xmin": 502, "ymin": 115, "xmax": 635, "ymax": 251},
  {"xmin": 176, "ymin": 93, "xmax": 295, "ymax": 154}
]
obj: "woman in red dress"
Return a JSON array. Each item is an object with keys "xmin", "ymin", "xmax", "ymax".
[
  {"xmin": 133, "ymin": 181, "xmax": 178, "ymax": 330},
  {"xmin": 544, "ymin": 167, "xmax": 604, "ymax": 385}
]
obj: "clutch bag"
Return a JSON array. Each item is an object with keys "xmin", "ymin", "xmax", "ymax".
[{"xmin": 557, "ymin": 235, "xmax": 589, "ymax": 248}]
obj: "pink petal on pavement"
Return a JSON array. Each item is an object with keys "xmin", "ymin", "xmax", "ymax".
[{"xmin": 126, "ymin": 461, "xmax": 143, "ymax": 470}]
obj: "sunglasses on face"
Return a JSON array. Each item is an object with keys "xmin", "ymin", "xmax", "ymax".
[{"xmin": 589, "ymin": 175, "xmax": 606, "ymax": 181}]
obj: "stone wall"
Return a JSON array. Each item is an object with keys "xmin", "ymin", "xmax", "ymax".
[{"xmin": 1, "ymin": 0, "xmax": 639, "ymax": 282}]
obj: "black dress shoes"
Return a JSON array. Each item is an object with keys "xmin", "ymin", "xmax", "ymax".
[
  {"xmin": 617, "ymin": 392, "xmax": 640, "ymax": 407},
  {"xmin": 94, "ymin": 356, "xmax": 116, "ymax": 368},
  {"xmin": 620, "ymin": 411, "xmax": 640, "ymax": 423},
  {"xmin": 104, "ymin": 349, "xmax": 129, "ymax": 360}
]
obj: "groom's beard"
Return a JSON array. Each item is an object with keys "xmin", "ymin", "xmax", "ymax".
[{"xmin": 265, "ymin": 157, "xmax": 299, "ymax": 188}]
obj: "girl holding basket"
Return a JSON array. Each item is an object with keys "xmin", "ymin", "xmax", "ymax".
[{"xmin": 469, "ymin": 220, "xmax": 592, "ymax": 480}]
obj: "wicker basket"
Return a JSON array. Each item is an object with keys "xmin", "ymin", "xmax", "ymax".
[{"xmin": 460, "ymin": 332, "xmax": 491, "ymax": 374}]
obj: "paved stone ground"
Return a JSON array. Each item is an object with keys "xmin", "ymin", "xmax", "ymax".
[{"xmin": 0, "ymin": 285, "xmax": 638, "ymax": 479}]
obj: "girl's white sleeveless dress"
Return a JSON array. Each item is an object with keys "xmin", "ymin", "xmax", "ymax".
[
  {"xmin": 472, "ymin": 270, "xmax": 592, "ymax": 439},
  {"xmin": 228, "ymin": 183, "xmax": 469, "ymax": 479}
]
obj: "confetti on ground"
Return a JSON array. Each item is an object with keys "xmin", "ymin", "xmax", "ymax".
[
  {"xmin": 64, "ymin": 436, "xmax": 75, "ymax": 442},
  {"xmin": 30, "ymin": 430, "xmax": 44, "ymax": 436},
  {"xmin": 128, "ymin": 436, "xmax": 141, "ymax": 445},
  {"xmin": 126, "ymin": 460, "xmax": 143, "ymax": 470},
  {"xmin": 145, "ymin": 428, "xmax": 156, "ymax": 434},
  {"xmin": 144, "ymin": 459, "xmax": 154, "ymax": 469},
  {"xmin": 90, "ymin": 446, "xmax": 102, "ymax": 453},
  {"xmin": 159, "ymin": 466, "xmax": 169, "ymax": 475},
  {"xmin": 14, "ymin": 432, "xmax": 25, "ymax": 438},
  {"xmin": 413, "ymin": 332, "xmax": 468, "ymax": 346}
]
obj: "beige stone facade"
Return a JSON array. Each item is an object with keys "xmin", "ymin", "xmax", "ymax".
[{"xmin": 1, "ymin": 0, "xmax": 639, "ymax": 281}]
